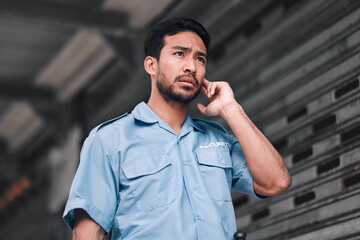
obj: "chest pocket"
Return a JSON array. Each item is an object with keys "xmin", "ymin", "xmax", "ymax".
[
  {"xmin": 196, "ymin": 148, "xmax": 233, "ymax": 201},
  {"xmin": 122, "ymin": 152, "xmax": 179, "ymax": 212}
]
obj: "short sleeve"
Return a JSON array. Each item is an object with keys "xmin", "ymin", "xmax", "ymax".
[
  {"xmin": 63, "ymin": 133, "xmax": 120, "ymax": 233},
  {"xmin": 230, "ymin": 136, "xmax": 261, "ymax": 198}
]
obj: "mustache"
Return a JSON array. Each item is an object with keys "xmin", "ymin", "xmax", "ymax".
[{"xmin": 175, "ymin": 74, "xmax": 199, "ymax": 86}]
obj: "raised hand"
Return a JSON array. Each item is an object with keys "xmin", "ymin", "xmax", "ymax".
[
  {"xmin": 196, "ymin": 79, "xmax": 238, "ymax": 117},
  {"xmin": 197, "ymin": 79, "xmax": 291, "ymax": 197}
]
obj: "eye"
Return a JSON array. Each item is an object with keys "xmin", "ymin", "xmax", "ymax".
[
  {"xmin": 196, "ymin": 57, "xmax": 206, "ymax": 64},
  {"xmin": 174, "ymin": 52, "xmax": 184, "ymax": 56}
]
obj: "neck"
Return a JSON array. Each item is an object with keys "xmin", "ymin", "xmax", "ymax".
[{"xmin": 147, "ymin": 94, "xmax": 189, "ymax": 135}]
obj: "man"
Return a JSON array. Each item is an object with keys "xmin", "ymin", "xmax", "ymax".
[{"xmin": 63, "ymin": 18, "xmax": 291, "ymax": 240}]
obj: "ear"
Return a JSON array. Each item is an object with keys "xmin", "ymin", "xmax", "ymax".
[{"xmin": 144, "ymin": 56, "xmax": 157, "ymax": 76}]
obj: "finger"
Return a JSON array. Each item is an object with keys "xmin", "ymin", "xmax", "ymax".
[
  {"xmin": 203, "ymin": 78, "xmax": 210, "ymax": 87},
  {"xmin": 196, "ymin": 103, "xmax": 208, "ymax": 116},
  {"xmin": 207, "ymin": 81, "xmax": 213, "ymax": 98},
  {"xmin": 203, "ymin": 79, "xmax": 214, "ymax": 99},
  {"xmin": 210, "ymin": 81, "xmax": 217, "ymax": 97},
  {"xmin": 201, "ymin": 85, "xmax": 208, "ymax": 96}
]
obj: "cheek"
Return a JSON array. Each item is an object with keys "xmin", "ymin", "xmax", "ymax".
[
  {"xmin": 165, "ymin": 62, "xmax": 177, "ymax": 73},
  {"xmin": 196, "ymin": 65, "xmax": 206, "ymax": 78},
  {"xmin": 158, "ymin": 65, "xmax": 176, "ymax": 82}
]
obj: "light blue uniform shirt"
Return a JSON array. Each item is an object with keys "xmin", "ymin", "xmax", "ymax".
[{"xmin": 63, "ymin": 102, "xmax": 261, "ymax": 240}]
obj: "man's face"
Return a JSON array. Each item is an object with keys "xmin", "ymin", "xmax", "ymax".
[{"xmin": 155, "ymin": 31, "xmax": 207, "ymax": 103}]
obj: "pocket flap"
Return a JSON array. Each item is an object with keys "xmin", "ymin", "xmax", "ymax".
[
  {"xmin": 122, "ymin": 153, "xmax": 171, "ymax": 179},
  {"xmin": 196, "ymin": 148, "xmax": 232, "ymax": 168}
]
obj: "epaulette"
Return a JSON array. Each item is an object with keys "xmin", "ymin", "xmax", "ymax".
[
  {"xmin": 192, "ymin": 118, "xmax": 228, "ymax": 134},
  {"xmin": 96, "ymin": 113, "xmax": 128, "ymax": 132}
]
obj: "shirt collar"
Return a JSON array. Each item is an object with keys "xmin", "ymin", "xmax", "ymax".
[
  {"xmin": 132, "ymin": 101, "xmax": 159, "ymax": 124},
  {"xmin": 131, "ymin": 101, "xmax": 205, "ymax": 134},
  {"xmin": 186, "ymin": 115, "xmax": 206, "ymax": 133}
]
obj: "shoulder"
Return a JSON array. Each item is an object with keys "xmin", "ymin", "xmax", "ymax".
[
  {"xmin": 192, "ymin": 118, "xmax": 228, "ymax": 135},
  {"xmin": 88, "ymin": 113, "xmax": 131, "ymax": 135},
  {"xmin": 95, "ymin": 113, "xmax": 130, "ymax": 132},
  {"xmin": 86, "ymin": 113, "xmax": 131, "ymax": 148}
]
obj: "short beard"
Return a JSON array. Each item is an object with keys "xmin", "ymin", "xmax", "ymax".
[{"xmin": 156, "ymin": 73, "xmax": 201, "ymax": 104}]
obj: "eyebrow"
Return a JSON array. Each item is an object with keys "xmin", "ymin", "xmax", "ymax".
[{"xmin": 171, "ymin": 46, "xmax": 208, "ymax": 59}]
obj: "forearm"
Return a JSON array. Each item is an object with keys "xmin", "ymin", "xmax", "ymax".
[
  {"xmin": 197, "ymin": 79, "xmax": 291, "ymax": 195},
  {"xmin": 73, "ymin": 209, "xmax": 106, "ymax": 240},
  {"xmin": 220, "ymin": 102, "xmax": 291, "ymax": 196},
  {"xmin": 73, "ymin": 228, "xmax": 105, "ymax": 240}
]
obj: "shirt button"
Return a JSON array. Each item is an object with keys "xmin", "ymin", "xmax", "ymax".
[
  {"xmin": 220, "ymin": 160, "xmax": 225, "ymax": 164},
  {"xmin": 184, "ymin": 161, "xmax": 191, "ymax": 166},
  {"xmin": 189, "ymin": 188, "xmax": 194, "ymax": 193},
  {"xmin": 196, "ymin": 214, "xmax": 202, "ymax": 220}
]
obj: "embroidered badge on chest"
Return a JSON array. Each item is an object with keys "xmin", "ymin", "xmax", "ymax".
[{"xmin": 199, "ymin": 141, "xmax": 230, "ymax": 149}]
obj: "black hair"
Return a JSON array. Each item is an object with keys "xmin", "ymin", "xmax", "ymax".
[{"xmin": 144, "ymin": 18, "xmax": 210, "ymax": 60}]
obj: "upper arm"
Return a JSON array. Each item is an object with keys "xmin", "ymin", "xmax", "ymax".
[
  {"xmin": 73, "ymin": 209, "xmax": 106, "ymax": 240},
  {"xmin": 63, "ymin": 133, "xmax": 119, "ymax": 233},
  {"xmin": 230, "ymin": 136, "xmax": 269, "ymax": 198},
  {"xmin": 230, "ymin": 138, "xmax": 255, "ymax": 194}
]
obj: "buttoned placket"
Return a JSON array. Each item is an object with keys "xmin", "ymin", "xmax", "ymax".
[
  {"xmin": 177, "ymin": 131, "xmax": 211, "ymax": 240},
  {"xmin": 165, "ymin": 124, "xmax": 205, "ymax": 230}
]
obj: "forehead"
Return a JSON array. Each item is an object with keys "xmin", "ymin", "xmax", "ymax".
[{"xmin": 163, "ymin": 31, "xmax": 206, "ymax": 53}]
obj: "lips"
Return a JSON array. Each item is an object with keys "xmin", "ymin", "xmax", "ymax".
[{"xmin": 176, "ymin": 76, "xmax": 197, "ymax": 87}]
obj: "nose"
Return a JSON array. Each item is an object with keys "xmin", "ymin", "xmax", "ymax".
[{"xmin": 183, "ymin": 57, "xmax": 196, "ymax": 73}]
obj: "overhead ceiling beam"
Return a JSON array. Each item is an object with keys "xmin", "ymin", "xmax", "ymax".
[
  {"xmin": 0, "ymin": 84, "xmax": 85, "ymax": 126},
  {"xmin": 0, "ymin": 0, "xmax": 131, "ymax": 36},
  {"xmin": 102, "ymin": 33, "xmax": 137, "ymax": 74},
  {"xmin": 0, "ymin": 82, "xmax": 61, "ymax": 123},
  {"xmin": 0, "ymin": 82, "xmax": 55, "ymax": 105},
  {"xmin": 0, "ymin": 151, "xmax": 17, "ymax": 184}
]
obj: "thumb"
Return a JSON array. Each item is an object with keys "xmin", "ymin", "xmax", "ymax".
[{"xmin": 197, "ymin": 103, "xmax": 208, "ymax": 116}]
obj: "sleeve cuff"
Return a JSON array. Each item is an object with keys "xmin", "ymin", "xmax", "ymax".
[
  {"xmin": 254, "ymin": 191, "xmax": 269, "ymax": 199},
  {"xmin": 232, "ymin": 177, "xmax": 269, "ymax": 199},
  {"xmin": 63, "ymin": 198, "xmax": 113, "ymax": 234}
]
